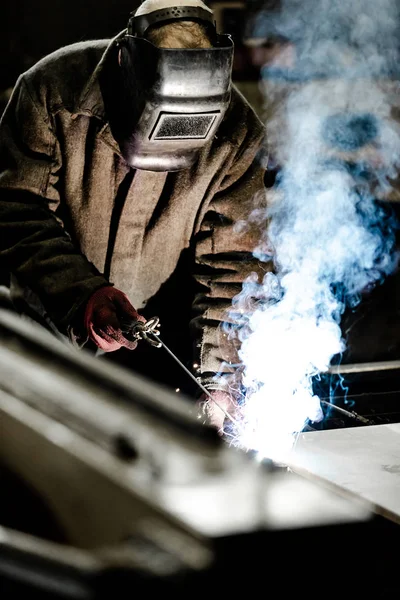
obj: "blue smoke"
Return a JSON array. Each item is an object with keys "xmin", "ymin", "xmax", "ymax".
[
  {"xmin": 220, "ymin": 0, "xmax": 400, "ymax": 456},
  {"xmin": 248, "ymin": 0, "xmax": 400, "ymax": 79}
]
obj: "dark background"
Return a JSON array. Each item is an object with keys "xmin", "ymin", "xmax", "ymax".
[{"xmin": 1, "ymin": 0, "xmax": 142, "ymax": 91}]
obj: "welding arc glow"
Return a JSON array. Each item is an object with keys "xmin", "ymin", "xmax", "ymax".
[{"xmin": 221, "ymin": 0, "xmax": 400, "ymax": 462}]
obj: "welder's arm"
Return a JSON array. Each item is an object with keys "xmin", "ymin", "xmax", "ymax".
[
  {"xmin": 0, "ymin": 75, "xmax": 109, "ymax": 334},
  {"xmin": 191, "ymin": 151, "xmax": 272, "ymax": 400}
]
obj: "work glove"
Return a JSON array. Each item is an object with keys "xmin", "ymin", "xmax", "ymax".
[
  {"xmin": 83, "ymin": 286, "xmax": 145, "ymax": 352},
  {"xmin": 198, "ymin": 389, "xmax": 240, "ymax": 434}
]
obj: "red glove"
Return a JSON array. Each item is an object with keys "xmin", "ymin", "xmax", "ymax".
[{"xmin": 83, "ymin": 286, "xmax": 146, "ymax": 352}]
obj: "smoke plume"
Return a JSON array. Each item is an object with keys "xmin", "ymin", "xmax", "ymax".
[{"xmin": 226, "ymin": 0, "xmax": 400, "ymax": 460}]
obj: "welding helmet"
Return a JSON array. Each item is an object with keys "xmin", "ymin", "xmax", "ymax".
[{"xmin": 115, "ymin": 0, "xmax": 234, "ymax": 171}]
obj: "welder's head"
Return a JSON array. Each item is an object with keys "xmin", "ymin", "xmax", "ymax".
[
  {"xmin": 114, "ymin": 0, "xmax": 234, "ymax": 172},
  {"xmin": 136, "ymin": 0, "xmax": 214, "ymax": 48},
  {"xmin": 145, "ymin": 19, "xmax": 212, "ymax": 48}
]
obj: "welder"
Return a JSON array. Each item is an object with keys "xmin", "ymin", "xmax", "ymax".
[{"xmin": 0, "ymin": 0, "xmax": 269, "ymax": 431}]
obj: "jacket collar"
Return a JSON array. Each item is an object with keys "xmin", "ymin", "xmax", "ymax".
[
  {"xmin": 75, "ymin": 30, "xmax": 126, "ymax": 119},
  {"xmin": 74, "ymin": 31, "xmax": 126, "ymax": 155}
]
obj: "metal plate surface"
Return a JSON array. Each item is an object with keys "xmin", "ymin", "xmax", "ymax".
[{"xmin": 291, "ymin": 423, "xmax": 400, "ymax": 523}]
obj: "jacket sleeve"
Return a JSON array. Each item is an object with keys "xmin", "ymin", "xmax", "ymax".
[
  {"xmin": 0, "ymin": 75, "xmax": 109, "ymax": 333},
  {"xmin": 191, "ymin": 118, "xmax": 273, "ymax": 394}
]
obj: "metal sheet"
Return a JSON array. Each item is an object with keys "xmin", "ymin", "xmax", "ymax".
[{"xmin": 291, "ymin": 423, "xmax": 400, "ymax": 523}]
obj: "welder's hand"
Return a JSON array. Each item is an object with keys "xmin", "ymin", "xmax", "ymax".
[
  {"xmin": 198, "ymin": 390, "xmax": 239, "ymax": 434},
  {"xmin": 84, "ymin": 286, "xmax": 146, "ymax": 352}
]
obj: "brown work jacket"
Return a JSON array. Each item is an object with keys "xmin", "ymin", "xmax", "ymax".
[{"xmin": 0, "ymin": 35, "xmax": 270, "ymax": 388}]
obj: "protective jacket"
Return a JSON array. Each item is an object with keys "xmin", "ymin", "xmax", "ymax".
[{"xmin": 0, "ymin": 34, "xmax": 269, "ymax": 389}]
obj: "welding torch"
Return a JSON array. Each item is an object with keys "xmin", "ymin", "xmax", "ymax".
[{"xmin": 121, "ymin": 316, "xmax": 240, "ymax": 428}]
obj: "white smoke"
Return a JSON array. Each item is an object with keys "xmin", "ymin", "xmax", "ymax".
[{"xmin": 225, "ymin": 0, "xmax": 400, "ymax": 461}]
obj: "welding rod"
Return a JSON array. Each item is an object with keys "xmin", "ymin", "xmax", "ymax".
[
  {"xmin": 157, "ymin": 339, "xmax": 241, "ymax": 428},
  {"xmin": 320, "ymin": 399, "xmax": 372, "ymax": 425}
]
